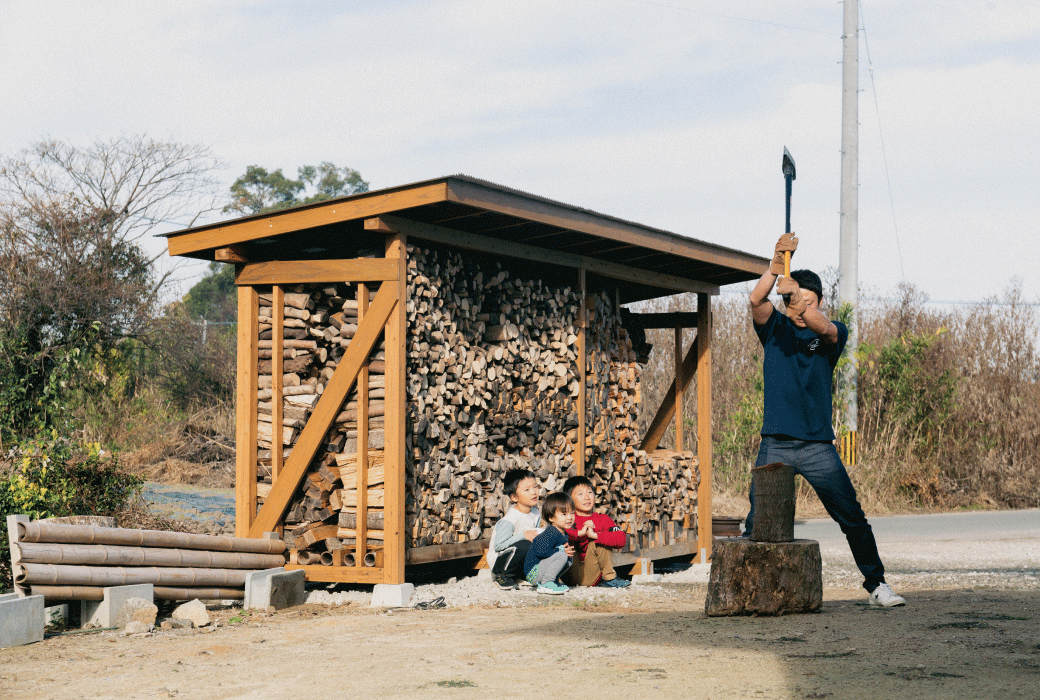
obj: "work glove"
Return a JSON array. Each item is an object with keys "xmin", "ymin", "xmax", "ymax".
[
  {"xmin": 770, "ymin": 232, "xmax": 799, "ymax": 275},
  {"xmin": 777, "ymin": 276, "xmax": 807, "ymax": 319}
]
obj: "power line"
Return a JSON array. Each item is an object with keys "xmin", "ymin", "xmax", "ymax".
[
  {"xmin": 859, "ymin": 2, "xmax": 906, "ymax": 283},
  {"xmin": 618, "ymin": 0, "xmax": 838, "ymax": 36}
]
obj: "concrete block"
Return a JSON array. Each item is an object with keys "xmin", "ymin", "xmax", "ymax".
[
  {"xmin": 0, "ymin": 594, "xmax": 44, "ymax": 648},
  {"xmin": 245, "ymin": 568, "xmax": 305, "ymax": 610},
  {"xmin": 80, "ymin": 584, "xmax": 154, "ymax": 628},
  {"xmin": 475, "ymin": 568, "xmax": 492, "ymax": 582},
  {"xmin": 371, "ymin": 583, "xmax": 415, "ymax": 608},
  {"xmin": 631, "ymin": 573, "xmax": 663, "ymax": 583}
]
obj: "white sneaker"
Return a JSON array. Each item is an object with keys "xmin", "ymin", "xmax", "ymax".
[{"xmin": 868, "ymin": 583, "xmax": 906, "ymax": 607}]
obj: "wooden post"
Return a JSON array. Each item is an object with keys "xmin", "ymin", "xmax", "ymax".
[
  {"xmin": 577, "ymin": 268, "xmax": 586, "ymax": 475},
  {"xmin": 235, "ymin": 284, "xmax": 259, "ymax": 537},
  {"xmin": 674, "ymin": 326, "xmax": 684, "ymax": 451},
  {"xmin": 696, "ymin": 293, "xmax": 712, "ymax": 563},
  {"xmin": 356, "ymin": 283, "xmax": 369, "ymax": 568},
  {"xmin": 383, "ymin": 232, "xmax": 407, "ymax": 584},
  {"xmin": 271, "ymin": 285, "xmax": 284, "ymax": 481}
]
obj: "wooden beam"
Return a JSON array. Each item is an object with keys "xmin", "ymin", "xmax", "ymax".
[
  {"xmin": 363, "ymin": 217, "xmax": 396, "ymax": 232},
  {"xmin": 577, "ymin": 268, "xmax": 586, "ymax": 475},
  {"xmin": 696, "ymin": 293, "xmax": 713, "ymax": 563},
  {"xmin": 674, "ymin": 326, "xmax": 684, "ymax": 452},
  {"xmin": 382, "ymin": 233, "xmax": 407, "ymax": 585},
  {"xmin": 639, "ymin": 331, "xmax": 699, "ymax": 453},
  {"xmin": 247, "ymin": 284, "xmax": 399, "ymax": 538},
  {"xmin": 271, "ymin": 286, "xmax": 284, "ymax": 481},
  {"xmin": 356, "ymin": 283, "xmax": 369, "ymax": 569},
  {"xmin": 631, "ymin": 312, "xmax": 700, "ymax": 329},
  {"xmin": 215, "ymin": 245, "xmax": 248, "ymax": 263},
  {"xmin": 235, "ymin": 286, "xmax": 259, "ymax": 537},
  {"xmin": 166, "ymin": 182, "xmax": 449, "ymax": 257},
  {"xmin": 284, "ymin": 564, "xmax": 385, "ymax": 584},
  {"xmin": 444, "ymin": 178, "xmax": 767, "ymax": 277},
  {"xmin": 235, "ymin": 258, "xmax": 398, "ymax": 286},
  {"xmin": 405, "ymin": 539, "xmax": 489, "ymax": 566},
  {"xmin": 378, "ymin": 215, "xmax": 719, "ymax": 296}
]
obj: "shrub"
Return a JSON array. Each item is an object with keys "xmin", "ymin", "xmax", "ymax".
[{"xmin": 0, "ymin": 435, "xmax": 143, "ymax": 591}]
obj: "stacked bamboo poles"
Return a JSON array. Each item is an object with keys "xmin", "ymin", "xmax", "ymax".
[{"xmin": 12, "ymin": 520, "xmax": 287, "ymax": 601}]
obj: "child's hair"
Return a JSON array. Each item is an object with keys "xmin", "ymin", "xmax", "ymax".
[
  {"xmin": 790, "ymin": 269, "xmax": 824, "ymax": 303},
  {"xmin": 542, "ymin": 492, "xmax": 574, "ymax": 523},
  {"xmin": 562, "ymin": 475, "xmax": 593, "ymax": 495},
  {"xmin": 503, "ymin": 469, "xmax": 537, "ymax": 497}
]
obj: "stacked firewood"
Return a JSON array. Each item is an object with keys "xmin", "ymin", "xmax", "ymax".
[
  {"xmin": 253, "ymin": 281, "xmax": 387, "ymax": 563},
  {"xmin": 404, "ymin": 244, "xmax": 699, "ymax": 548},
  {"xmin": 252, "ymin": 244, "xmax": 699, "ymax": 561}
]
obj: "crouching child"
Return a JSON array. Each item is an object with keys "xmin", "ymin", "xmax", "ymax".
[
  {"xmin": 487, "ymin": 469, "xmax": 542, "ymax": 590},
  {"xmin": 523, "ymin": 492, "xmax": 577, "ymax": 595}
]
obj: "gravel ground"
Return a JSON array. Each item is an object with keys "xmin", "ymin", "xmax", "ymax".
[{"xmin": 141, "ymin": 484, "xmax": 1038, "ymax": 608}]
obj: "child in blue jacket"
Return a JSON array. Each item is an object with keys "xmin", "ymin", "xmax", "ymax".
[{"xmin": 523, "ymin": 492, "xmax": 576, "ymax": 595}]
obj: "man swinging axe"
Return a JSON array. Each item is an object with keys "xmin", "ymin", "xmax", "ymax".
[{"xmin": 741, "ymin": 147, "xmax": 906, "ymax": 608}]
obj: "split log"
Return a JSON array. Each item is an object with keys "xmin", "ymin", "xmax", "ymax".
[{"xmin": 750, "ymin": 462, "xmax": 795, "ymax": 543}]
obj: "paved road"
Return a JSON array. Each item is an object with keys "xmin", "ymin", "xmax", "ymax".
[{"xmin": 794, "ymin": 509, "xmax": 1040, "ymax": 590}]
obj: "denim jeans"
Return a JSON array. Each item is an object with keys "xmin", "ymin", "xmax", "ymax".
[{"xmin": 743, "ymin": 435, "xmax": 886, "ymax": 592}]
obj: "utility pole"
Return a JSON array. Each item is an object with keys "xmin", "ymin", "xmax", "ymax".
[{"xmin": 838, "ymin": 0, "xmax": 859, "ymax": 464}]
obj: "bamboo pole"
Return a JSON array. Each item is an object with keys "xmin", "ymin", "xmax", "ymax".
[
  {"xmin": 16, "ymin": 563, "xmax": 250, "ymax": 587},
  {"xmin": 18, "ymin": 522, "xmax": 286, "ymax": 554},
  {"xmin": 29, "ymin": 585, "xmax": 244, "ymax": 602},
  {"xmin": 17, "ymin": 542, "xmax": 286, "ymax": 569}
]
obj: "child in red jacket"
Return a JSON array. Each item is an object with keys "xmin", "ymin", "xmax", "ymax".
[{"xmin": 561, "ymin": 476, "xmax": 631, "ymax": 588}]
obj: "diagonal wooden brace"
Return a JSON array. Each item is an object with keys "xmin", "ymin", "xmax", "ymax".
[
  {"xmin": 640, "ymin": 330, "xmax": 699, "ymax": 453},
  {"xmin": 248, "ymin": 283, "xmax": 398, "ymax": 538}
]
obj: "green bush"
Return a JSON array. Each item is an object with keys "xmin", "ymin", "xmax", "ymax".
[{"xmin": 0, "ymin": 435, "xmax": 143, "ymax": 591}]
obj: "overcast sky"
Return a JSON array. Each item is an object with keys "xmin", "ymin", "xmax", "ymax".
[{"xmin": 2, "ymin": 0, "xmax": 1037, "ymax": 306}]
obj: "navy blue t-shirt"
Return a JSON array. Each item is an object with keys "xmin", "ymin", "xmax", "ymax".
[{"xmin": 755, "ymin": 308, "xmax": 848, "ymax": 441}]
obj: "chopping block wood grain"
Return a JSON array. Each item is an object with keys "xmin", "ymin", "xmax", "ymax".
[{"xmin": 705, "ymin": 537, "xmax": 823, "ymax": 616}]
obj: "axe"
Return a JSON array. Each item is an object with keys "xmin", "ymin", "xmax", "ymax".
[{"xmin": 781, "ymin": 147, "xmax": 796, "ymax": 301}]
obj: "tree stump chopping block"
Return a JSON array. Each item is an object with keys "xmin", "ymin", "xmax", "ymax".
[{"xmin": 705, "ymin": 537, "xmax": 822, "ymax": 616}]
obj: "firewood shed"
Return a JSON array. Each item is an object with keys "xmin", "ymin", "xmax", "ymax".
[{"xmin": 164, "ymin": 175, "xmax": 767, "ymax": 585}]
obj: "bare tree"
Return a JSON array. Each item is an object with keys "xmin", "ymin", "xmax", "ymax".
[{"xmin": 0, "ymin": 136, "xmax": 222, "ymax": 437}]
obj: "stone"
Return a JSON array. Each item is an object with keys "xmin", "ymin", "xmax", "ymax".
[
  {"xmin": 172, "ymin": 599, "xmax": 210, "ymax": 627},
  {"xmin": 122, "ymin": 620, "xmax": 151, "ymax": 635},
  {"xmin": 160, "ymin": 618, "xmax": 194, "ymax": 630},
  {"xmin": 115, "ymin": 597, "xmax": 158, "ymax": 628}
]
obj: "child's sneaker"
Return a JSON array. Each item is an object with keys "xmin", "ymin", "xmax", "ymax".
[
  {"xmin": 492, "ymin": 572, "xmax": 517, "ymax": 590},
  {"xmin": 868, "ymin": 583, "xmax": 906, "ymax": 607},
  {"xmin": 517, "ymin": 579, "xmax": 534, "ymax": 589},
  {"xmin": 597, "ymin": 577, "xmax": 631, "ymax": 588},
  {"xmin": 536, "ymin": 581, "xmax": 568, "ymax": 595}
]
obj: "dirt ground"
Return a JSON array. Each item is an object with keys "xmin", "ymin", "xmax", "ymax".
[{"xmin": 3, "ymin": 583, "xmax": 1038, "ymax": 700}]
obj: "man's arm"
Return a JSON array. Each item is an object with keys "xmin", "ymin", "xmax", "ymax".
[
  {"xmin": 801, "ymin": 307, "xmax": 839, "ymax": 345},
  {"xmin": 749, "ymin": 268, "xmax": 778, "ymax": 326},
  {"xmin": 752, "ymin": 233, "xmax": 798, "ymax": 326}
]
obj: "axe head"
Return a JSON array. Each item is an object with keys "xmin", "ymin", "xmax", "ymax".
[{"xmin": 782, "ymin": 147, "xmax": 796, "ymax": 180}]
